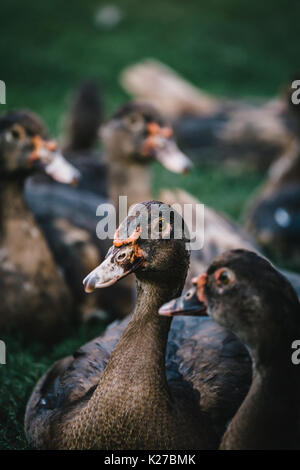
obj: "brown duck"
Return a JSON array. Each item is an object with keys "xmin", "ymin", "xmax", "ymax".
[
  {"xmin": 25, "ymin": 201, "xmax": 251, "ymax": 449},
  {"xmin": 0, "ymin": 110, "xmax": 80, "ymax": 340},
  {"xmin": 160, "ymin": 249, "xmax": 300, "ymax": 449},
  {"xmin": 101, "ymin": 101, "xmax": 192, "ymax": 219}
]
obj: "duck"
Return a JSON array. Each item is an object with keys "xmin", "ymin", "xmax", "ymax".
[
  {"xmin": 0, "ymin": 109, "xmax": 80, "ymax": 341},
  {"xmin": 25, "ymin": 201, "xmax": 251, "ymax": 450},
  {"xmin": 159, "ymin": 249, "xmax": 300, "ymax": 449},
  {"xmin": 100, "ymin": 101, "xmax": 193, "ymax": 221},
  {"xmin": 244, "ymin": 86, "xmax": 300, "ymax": 267},
  {"xmin": 25, "ymin": 101, "xmax": 193, "ymax": 320}
]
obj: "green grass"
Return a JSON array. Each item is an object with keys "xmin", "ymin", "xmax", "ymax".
[
  {"xmin": 152, "ymin": 162, "xmax": 264, "ymax": 220},
  {"xmin": 0, "ymin": 0, "xmax": 297, "ymax": 449}
]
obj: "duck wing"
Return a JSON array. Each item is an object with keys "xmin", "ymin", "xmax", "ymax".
[
  {"xmin": 166, "ymin": 316, "xmax": 252, "ymax": 437},
  {"xmin": 25, "ymin": 317, "xmax": 130, "ymax": 448},
  {"xmin": 25, "ymin": 314, "xmax": 249, "ymax": 448}
]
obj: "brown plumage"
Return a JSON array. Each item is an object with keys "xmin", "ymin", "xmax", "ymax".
[{"xmin": 25, "ymin": 201, "xmax": 251, "ymax": 449}]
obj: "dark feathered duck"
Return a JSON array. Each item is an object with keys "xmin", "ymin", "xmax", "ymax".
[
  {"xmin": 25, "ymin": 201, "xmax": 251, "ymax": 449},
  {"xmin": 160, "ymin": 249, "xmax": 300, "ymax": 449},
  {"xmin": 0, "ymin": 110, "xmax": 79, "ymax": 340}
]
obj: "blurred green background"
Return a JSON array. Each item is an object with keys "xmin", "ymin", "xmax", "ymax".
[{"xmin": 0, "ymin": 0, "xmax": 298, "ymax": 449}]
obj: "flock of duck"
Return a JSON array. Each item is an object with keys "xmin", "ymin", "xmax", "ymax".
[{"xmin": 1, "ymin": 81, "xmax": 300, "ymax": 450}]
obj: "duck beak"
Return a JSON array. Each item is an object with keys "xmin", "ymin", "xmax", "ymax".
[
  {"xmin": 83, "ymin": 244, "xmax": 145, "ymax": 293},
  {"xmin": 153, "ymin": 138, "xmax": 193, "ymax": 174},
  {"xmin": 159, "ymin": 285, "xmax": 207, "ymax": 317},
  {"xmin": 29, "ymin": 136, "xmax": 80, "ymax": 185},
  {"xmin": 141, "ymin": 123, "xmax": 193, "ymax": 174}
]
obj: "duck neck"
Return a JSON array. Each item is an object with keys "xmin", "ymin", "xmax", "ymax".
[
  {"xmin": 65, "ymin": 270, "xmax": 186, "ymax": 449},
  {"xmin": 105, "ymin": 148, "xmax": 151, "ymax": 222},
  {"xmin": 220, "ymin": 344, "xmax": 300, "ymax": 450},
  {"xmin": 105, "ymin": 280, "xmax": 173, "ymax": 383}
]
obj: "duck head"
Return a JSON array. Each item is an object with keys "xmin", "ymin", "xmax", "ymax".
[
  {"xmin": 0, "ymin": 110, "xmax": 80, "ymax": 184},
  {"xmin": 83, "ymin": 200, "xmax": 190, "ymax": 293},
  {"xmin": 100, "ymin": 102, "xmax": 192, "ymax": 174},
  {"xmin": 160, "ymin": 249, "xmax": 300, "ymax": 364}
]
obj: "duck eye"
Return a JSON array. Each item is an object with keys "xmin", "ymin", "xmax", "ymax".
[
  {"xmin": 152, "ymin": 217, "xmax": 170, "ymax": 235},
  {"xmin": 215, "ymin": 268, "xmax": 235, "ymax": 288},
  {"xmin": 129, "ymin": 116, "xmax": 137, "ymax": 124},
  {"xmin": 7, "ymin": 124, "xmax": 25, "ymax": 141},
  {"xmin": 150, "ymin": 217, "xmax": 172, "ymax": 239},
  {"xmin": 125, "ymin": 114, "xmax": 144, "ymax": 131},
  {"xmin": 157, "ymin": 218, "xmax": 165, "ymax": 232}
]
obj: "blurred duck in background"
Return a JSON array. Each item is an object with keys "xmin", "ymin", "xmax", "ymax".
[
  {"xmin": 0, "ymin": 110, "xmax": 80, "ymax": 341},
  {"xmin": 159, "ymin": 249, "xmax": 300, "ymax": 450},
  {"xmin": 100, "ymin": 101, "xmax": 192, "ymax": 219},
  {"xmin": 244, "ymin": 83, "xmax": 300, "ymax": 269},
  {"xmin": 121, "ymin": 59, "xmax": 293, "ymax": 171}
]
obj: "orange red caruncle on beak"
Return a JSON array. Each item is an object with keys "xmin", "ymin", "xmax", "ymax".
[
  {"xmin": 113, "ymin": 225, "xmax": 142, "ymax": 247},
  {"xmin": 147, "ymin": 122, "xmax": 173, "ymax": 138},
  {"xmin": 192, "ymin": 273, "xmax": 208, "ymax": 303},
  {"xmin": 113, "ymin": 225, "xmax": 144, "ymax": 262},
  {"xmin": 141, "ymin": 122, "xmax": 173, "ymax": 156},
  {"xmin": 28, "ymin": 135, "xmax": 58, "ymax": 164}
]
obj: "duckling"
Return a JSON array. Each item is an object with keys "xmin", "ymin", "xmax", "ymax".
[
  {"xmin": 160, "ymin": 249, "xmax": 300, "ymax": 449},
  {"xmin": 0, "ymin": 110, "xmax": 80, "ymax": 341},
  {"xmin": 25, "ymin": 201, "xmax": 251, "ymax": 450},
  {"xmin": 25, "ymin": 101, "xmax": 193, "ymax": 320}
]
